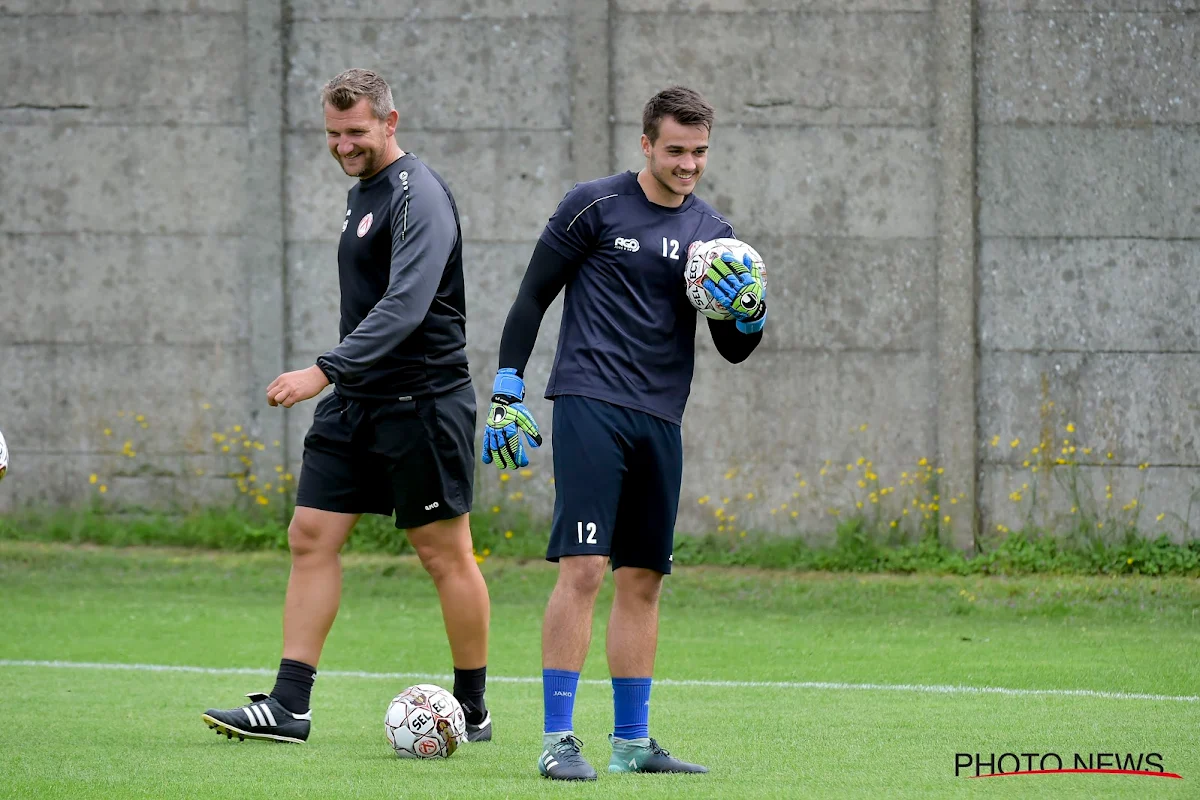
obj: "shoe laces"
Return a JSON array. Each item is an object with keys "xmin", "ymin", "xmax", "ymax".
[
  {"xmin": 554, "ymin": 734, "xmax": 585, "ymax": 755},
  {"xmin": 647, "ymin": 738, "xmax": 669, "ymax": 757}
]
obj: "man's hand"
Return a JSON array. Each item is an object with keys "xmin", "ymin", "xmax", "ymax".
[
  {"xmin": 703, "ymin": 251, "xmax": 767, "ymax": 334},
  {"xmin": 481, "ymin": 368, "xmax": 542, "ymax": 469},
  {"xmin": 266, "ymin": 365, "xmax": 330, "ymax": 408}
]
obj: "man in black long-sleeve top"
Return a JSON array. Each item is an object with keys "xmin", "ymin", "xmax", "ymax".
[{"xmin": 201, "ymin": 69, "xmax": 492, "ymax": 745}]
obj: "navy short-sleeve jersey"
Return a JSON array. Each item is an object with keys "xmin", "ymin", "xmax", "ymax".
[{"xmin": 539, "ymin": 171, "xmax": 734, "ymax": 425}]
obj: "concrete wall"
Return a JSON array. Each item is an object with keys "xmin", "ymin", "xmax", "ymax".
[
  {"xmin": 1, "ymin": 0, "xmax": 1196, "ymax": 548},
  {"xmin": 976, "ymin": 0, "xmax": 1200, "ymax": 542}
]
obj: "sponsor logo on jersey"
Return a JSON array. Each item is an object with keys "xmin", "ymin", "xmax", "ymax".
[
  {"xmin": 357, "ymin": 212, "xmax": 373, "ymax": 238},
  {"xmin": 614, "ymin": 236, "xmax": 640, "ymax": 253},
  {"xmin": 342, "ymin": 208, "xmax": 351, "ymax": 233}
]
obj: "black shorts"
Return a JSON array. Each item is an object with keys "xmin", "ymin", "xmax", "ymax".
[
  {"xmin": 295, "ymin": 385, "xmax": 477, "ymax": 529},
  {"xmin": 547, "ymin": 394, "xmax": 683, "ymax": 574}
]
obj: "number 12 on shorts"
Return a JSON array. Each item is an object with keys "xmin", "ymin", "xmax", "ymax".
[{"xmin": 577, "ymin": 521, "xmax": 597, "ymax": 544}]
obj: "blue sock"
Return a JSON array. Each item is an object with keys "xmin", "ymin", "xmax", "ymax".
[
  {"xmin": 612, "ymin": 677, "xmax": 652, "ymax": 741},
  {"xmin": 543, "ymin": 669, "xmax": 580, "ymax": 734}
]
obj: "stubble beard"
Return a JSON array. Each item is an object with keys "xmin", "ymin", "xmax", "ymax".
[
  {"xmin": 651, "ymin": 156, "xmax": 696, "ymax": 200},
  {"xmin": 337, "ymin": 147, "xmax": 380, "ymax": 179}
]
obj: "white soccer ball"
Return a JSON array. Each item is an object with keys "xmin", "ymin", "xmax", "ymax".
[
  {"xmin": 384, "ymin": 683, "xmax": 466, "ymax": 759},
  {"xmin": 683, "ymin": 237, "xmax": 768, "ymax": 321},
  {"xmin": 0, "ymin": 428, "xmax": 8, "ymax": 481}
]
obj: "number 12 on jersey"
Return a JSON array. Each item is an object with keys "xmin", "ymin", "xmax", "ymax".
[
  {"xmin": 662, "ymin": 238, "xmax": 679, "ymax": 259},
  {"xmin": 577, "ymin": 521, "xmax": 597, "ymax": 544}
]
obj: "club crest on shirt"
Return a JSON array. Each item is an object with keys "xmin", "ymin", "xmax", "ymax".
[{"xmin": 357, "ymin": 212, "xmax": 373, "ymax": 238}]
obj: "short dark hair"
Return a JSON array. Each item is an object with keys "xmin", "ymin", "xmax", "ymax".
[
  {"xmin": 642, "ymin": 86, "xmax": 714, "ymax": 143},
  {"xmin": 321, "ymin": 68, "xmax": 395, "ymax": 121}
]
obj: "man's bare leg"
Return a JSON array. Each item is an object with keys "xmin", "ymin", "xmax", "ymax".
[
  {"xmin": 280, "ymin": 506, "xmax": 359, "ymax": 666},
  {"xmin": 407, "ymin": 513, "xmax": 493, "ymax": 736}
]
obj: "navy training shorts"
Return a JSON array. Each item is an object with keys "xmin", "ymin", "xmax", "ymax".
[{"xmin": 546, "ymin": 394, "xmax": 683, "ymax": 574}]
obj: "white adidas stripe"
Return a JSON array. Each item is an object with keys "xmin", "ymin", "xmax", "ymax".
[
  {"xmin": 0, "ymin": 659, "xmax": 1193, "ymax": 704},
  {"xmin": 260, "ymin": 703, "xmax": 277, "ymax": 727}
]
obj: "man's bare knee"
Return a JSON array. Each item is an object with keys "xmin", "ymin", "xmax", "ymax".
[
  {"xmin": 288, "ymin": 508, "xmax": 356, "ymax": 559},
  {"xmin": 557, "ymin": 556, "xmax": 608, "ymax": 600},
  {"xmin": 407, "ymin": 516, "xmax": 474, "ymax": 583},
  {"xmin": 614, "ymin": 567, "xmax": 663, "ymax": 605}
]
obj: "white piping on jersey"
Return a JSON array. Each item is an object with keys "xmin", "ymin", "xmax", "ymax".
[
  {"xmin": 400, "ymin": 197, "xmax": 410, "ymax": 240},
  {"xmin": 566, "ymin": 194, "xmax": 618, "ymax": 231},
  {"xmin": 710, "ymin": 214, "xmax": 734, "ymax": 235}
]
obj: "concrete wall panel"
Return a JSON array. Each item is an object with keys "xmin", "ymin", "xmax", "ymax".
[
  {"xmin": 1, "ymin": 233, "xmax": 247, "ymax": 346},
  {"xmin": 287, "ymin": 19, "xmax": 570, "ymax": 131},
  {"xmin": 980, "ymin": 10, "xmax": 1200, "ymax": 125},
  {"xmin": 0, "ymin": 1, "xmax": 240, "ymax": 12},
  {"xmin": 617, "ymin": 1, "xmax": 932, "ymax": 10},
  {"xmin": 978, "ymin": 127, "xmax": 1200, "ymax": 238},
  {"xmin": 0, "ymin": 14, "xmax": 245, "ymax": 125},
  {"xmin": 613, "ymin": 10, "xmax": 932, "ymax": 127},
  {"xmin": 979, "ymin": 352, "xmax": 1200, "ymax": 466},
  {"xmin": 289, "ymin": 0, "xmax": 567, "ymax": 18},
  {"xmin": 980, "ymin": 238, "xmax": 1200, "ymax": 352},
  {"xmin": 0, "ymin": 126, "xmax": 245, "ymax": 235},
  {"xmin": 980, "ymin": 464, "xmax": 1200, "ymax": 541},
  {"xmin": 743, "ymin": 236, "xmax": 936, "ymax": 353}
]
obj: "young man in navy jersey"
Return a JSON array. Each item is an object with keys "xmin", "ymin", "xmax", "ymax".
[
  {"xmin": 201, "ymin": 69, "xmax": 493, "ymax": 745},
  {"xmin": 482, "ymin": 86, "xmax": 766, "ymax": 780}
]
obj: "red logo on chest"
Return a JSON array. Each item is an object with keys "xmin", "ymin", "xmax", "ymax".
[{"xmin": 357, "ymin": 212, "xmax": 373, "ymax": 238}]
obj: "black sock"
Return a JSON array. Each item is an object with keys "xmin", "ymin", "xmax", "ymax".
[
  {"xmin": 270, "ymin": 658, "xmax": 316, "ymax": 714},
  {"xmin": 453, "ymin": 666, "xmax": 487, "ymax": 723}
]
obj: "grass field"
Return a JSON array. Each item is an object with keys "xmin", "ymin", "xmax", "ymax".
[{"xmin": 1, "ymin": 540, "xmax": 1198, "ymax": 799}]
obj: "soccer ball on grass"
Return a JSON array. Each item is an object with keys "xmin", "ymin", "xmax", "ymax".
[
  {"xmin": 384, "ymin": 683, "xmax": 467, "ymax": 759},
  {"xmin": 683, "ymin": 237, "xmax": 768, "ymax": 321}
]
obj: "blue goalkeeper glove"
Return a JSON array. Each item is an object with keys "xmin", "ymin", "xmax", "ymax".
[
  {"xmin": 481, "ymin": 368, "xmax": 543, "ymax": 469},
  {"xmin": 703, "ymin": 251, "xmax": 767, "ymax": 334}
]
